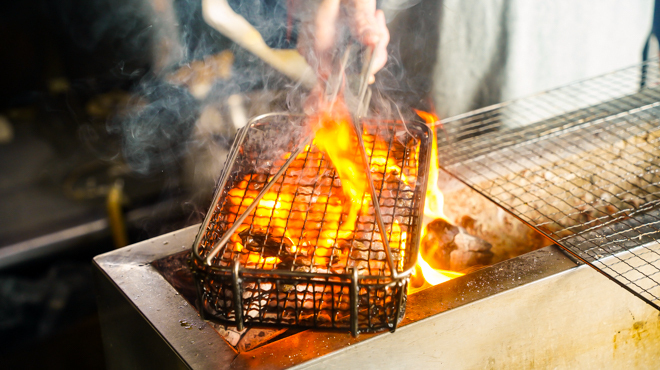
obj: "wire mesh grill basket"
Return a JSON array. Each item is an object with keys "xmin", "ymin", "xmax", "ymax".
[
  {"xmin": 191, "ymin": 113, "xmax": 431, "ymax": 335},
  {"xmin": 437, "ymin": 58, "xmax": 660, "ymax": 310}
]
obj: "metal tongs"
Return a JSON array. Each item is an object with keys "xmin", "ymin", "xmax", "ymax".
[
  {"xmin": 323, "ymin": 42, "xmax": 378, "ymax": 121},
  {"xmin": 324, "ymin": 40, "xmax": 400, "ymax": 278}
]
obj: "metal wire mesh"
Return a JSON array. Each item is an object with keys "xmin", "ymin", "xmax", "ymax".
[
  {"xmin": 191, "ymin": 113, "xmax": 430, "ymax": 334},
  {"xmin": 437, "ymin": 58, "xmax": 660, "ymax": 310}
]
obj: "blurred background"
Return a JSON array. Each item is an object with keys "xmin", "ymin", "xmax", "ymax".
[{"xmin": 0, "ymin": 0, "xmax": 656, "ymax": 368}]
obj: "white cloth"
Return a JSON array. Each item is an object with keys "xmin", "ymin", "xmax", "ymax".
[{"xmin": 390, "ymin": 0, "xmax": 656, "ymax": 118}]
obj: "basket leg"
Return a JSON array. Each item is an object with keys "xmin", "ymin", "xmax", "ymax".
[
  {"xmin": 232, "ymin": 260, "xmax": 244, "ymax": 331},
  {"xmin": 194, "ymin": 277, "xmax": 207, "ymax": 321},
  {"xmin": 391, "ymin": 279, "xmax": 407, "ymax": 333},
  {"xmin": 350, "ymin": 268, "xmax": 359, "ymax": 337}
]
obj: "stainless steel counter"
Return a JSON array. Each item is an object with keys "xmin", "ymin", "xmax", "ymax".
[{"xmin": 93, "ymin": 224, "xmax": 660, "ymax": 369}]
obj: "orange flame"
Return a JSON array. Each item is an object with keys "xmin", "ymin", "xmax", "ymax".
[
  {"xmin": 310, "ymin": 97, "xmax": 369, "ymax": 239},
  {"xmin": 222, "ymin": 104, "xmax": 464, "ymax": 283},
  {"xmin": 222, "ymin": 94, "xmax": 412, "ymax": 273},
  {"xmin": 414, "ymin": 109, "xmax": 446, "ymax": 220},
  {"xmin": 412, "ymin": 109, "xmax": 464, "ymax": 289}
]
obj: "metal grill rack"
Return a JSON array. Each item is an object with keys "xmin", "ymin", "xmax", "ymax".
[
  {"xmin": 437, "ymin": 58, "xmax": 660, "ymax": 310},
  {"xmin": 191, "ymin": 113, "xmax": 431, "ymax": 335}
]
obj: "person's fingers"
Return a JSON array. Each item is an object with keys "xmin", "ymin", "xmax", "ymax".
[
  {"xmin": 299, "ymin": 0, "xmax": 390, "ymax": 86},
  {"xmin": 344, "ymin": 1, "xmax": 388, "ymax": 80},
  {"xmin": 297, "ymin": 0, "xmax": 341, "ymax": 78},
  {"xmin": 315, "ymin": 0, "xmax": 341, "ymax": 53},
  {"xmin": 346, "ymin": 0, "xmax": 378, "ymax": 45},
  {"xmin": 368, "ymin": 9, "xmax": 389, "ymax": 80}
]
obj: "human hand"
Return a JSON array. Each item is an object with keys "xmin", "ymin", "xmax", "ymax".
[{"xmin": 296, "ymin": 0, "xmax": 390, "ymax": 84}]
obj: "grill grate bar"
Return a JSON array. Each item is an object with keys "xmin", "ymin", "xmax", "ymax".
[{"xmin": 437, "ymin": 58, "xmax": 660, "ymax": 309}]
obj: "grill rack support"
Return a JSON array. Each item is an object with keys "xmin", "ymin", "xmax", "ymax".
[{"xmin": 435, "ymin": 58, "xmax": 660, "ymax": 311}]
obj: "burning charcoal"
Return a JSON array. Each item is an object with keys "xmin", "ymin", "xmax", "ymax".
[
  {"xmin": 371, "ymin": 240, "xmax": 385, "ymax": 251},
  {"xmin": 368, "ymin": 260, "xmax": 386, "ymax": 274},
  {"xmin": 450, "ymin": 233, "xmax": 493, "ymax": 271},
  {"xmin": 360, "ymin": 215, "xmax": 375, "ymax": 223},
  {"xmin": 331, "ymin": 245, "xmax": 348, "ymax": 258},
  {"xmin": 351, "ymin": 240, "xmax": 369, "ymax": 251},
  {"xmin": 376, "ymin": 206, "xmax": 396, "ymax": 219},
  {"xmin": 350, "ymin": 249, "xmax": 369, "ymax": 261},
  {"xmin": 347, "ymin": 259, "xmax": 369, "ymax": 273},
  {"xmin": 396, "ymin": 198, "xmax": 413, "ymax": 208},
  {"xmin": 238, "ymin": 228, "xmax": 295, "ymax": 258},
  {"xmin": 293, "ymin": 257, "xmax": 312, "ymax": 272},
  {"xmin": 297, "ymin": 186, "xmax": 314, "ymax": 195},
  {"xmin": 278, "ymin": 252, "xmax": 313, "ymax": 271},
  {"xmin": 456, "ymin": 215, "xmax": 478, "ymax": 235},
  {"xmin": 275, "ymin": 256, "xmax": 294, "ymax": 270},
  {"xmin": 370, "ymin": 251, "xmax": 387, "ymax": 260},
  {"xmin": 252, "ymin": 173, "xmax": 269, "ymax": 183},
  {"xmin": 420, "ymin": 218, "xmax": 460, "ymax": 270},
  {"xmin": 379, "ymin": 189, "xmax": 395, "ymax": 199},
  {"xmin": 387, "ymin": 172, "xmax": 414, "ymax": 192},
  {"xmin": 382, "ymin": 197, "xmax": 397, "ymax": 207},
  {"xmin": 330, "ymin": 266, "xmax": 346, "ymax": 274},
  {"xmin": 296, "ymin": 244, "xmax": 311, "ymax": 257},
  {"xmin": 293, "ymin": 266, "xmax": 314, "ymax": 272},
  {"xmin": 454, "ymin": 232, "xmax": 492, "ymax": 253},
  {"xmin": 236, "ymin": 328, "xmax": 287, "ymax": 353},
  {"xmin": 318, "ymin": 175, "xmax": 334, "ymax": 185},
  {"xmin": 354, "ymin": 231, "xmax": 372, "ymax": 241}
]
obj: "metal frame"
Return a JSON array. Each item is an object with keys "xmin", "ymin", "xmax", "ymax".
[{"xmin": 190, "ymin": 113, "xmax": 431, "ymax": 336}]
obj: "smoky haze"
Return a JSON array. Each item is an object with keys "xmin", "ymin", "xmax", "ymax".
[
  {"xmin": 115, "ymin": 0, "xmax": 302, "ymax": 174},
  {"xmin": 100, "ymin": 0, "xmax": 438, "ymax": 177}
]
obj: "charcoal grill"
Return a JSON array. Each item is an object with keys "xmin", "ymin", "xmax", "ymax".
[
  {"xmin": 94, "ymin": 59, "xmax": 660, "ymax": 369},
  {"xmin": 190, "ymin": 113, "xmax": 431, "ymax": 335},
  {"xmin": 437, "ymin": 58, "xmax": 660, "ymax": 310}
]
